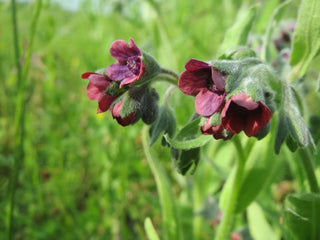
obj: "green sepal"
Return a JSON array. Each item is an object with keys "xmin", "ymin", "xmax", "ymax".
[
  {"xmin": 120, "ymin": 90, "xmax": 141, "ymax": 118},
  {"xmin": 149, "ymin": 105, "xmax": 176, "ymax": 146},
  {"xmin": 254, "ymin": 122, "xmax": 271, "ymax": 140},
  {"xmin": 105, "ymin": 81, "xmax": 127, "ymax": 97}
]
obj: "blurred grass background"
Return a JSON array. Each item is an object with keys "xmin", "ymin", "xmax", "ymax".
[{"xmin": 0, "ymin": 0, "xmax": 311, "ymax": 239}]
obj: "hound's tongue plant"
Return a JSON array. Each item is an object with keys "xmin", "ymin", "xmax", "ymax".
[{"xmin": 80, "ymin": 0, "xmax": 320, "ymax": 239}]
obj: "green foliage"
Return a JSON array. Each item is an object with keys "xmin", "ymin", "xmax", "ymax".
[
  {"xmin": 149, "ymin": 104, "xmax": 176, "ymax": 146},
  {"xmin": 289, "ymin": 0, "xmax": 320, "ymax": 81},
  {"xmin": 284, "ymin": 193, "xmax": 320, "ymax": 240},
  {"xmin": 144, "ymin": 217, "xmax": 160, "ymax": 240},
  {"xmin": 247, "ymin": 202, "xmax": 276, "ymax": 240},
  {"xmin": 218, "ymin": 5, "xmax": 258, "ymax": 54},
  {"xmin": 1, "ymin": 0, "xmax": 320, "ymax": 240}
]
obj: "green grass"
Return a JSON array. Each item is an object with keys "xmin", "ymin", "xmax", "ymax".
[{"xmin": 1, "ymin": 0, "xmax": 319, "ymax": 239}]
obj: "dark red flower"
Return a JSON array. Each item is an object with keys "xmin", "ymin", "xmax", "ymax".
[
  {"xmin": 201, "ymin": 116, "xmax": 232, "ymax": 140},
  {"xmin": 81, "ymin": 72, "xmax": 117, "ymax": 113},
  {"xmin": 178, "ymin": 59, "xmax": 226, "ymax": 117},
  {"xmin": 111, "ymin": 101, "xmax": 137, "ymax": 126},
  {"xmin": 106, "ymin": 38, "xmax": 145, "ymax": 88},
  {"xmin": 221, "ymin": 93, "xmax": 272, "ymax": 137}
]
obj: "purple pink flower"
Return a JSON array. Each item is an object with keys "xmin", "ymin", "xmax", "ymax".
[
  {"xmin": 179, "ymin": 59, "xmax": 273, "ymax": 139},
  {"xmin": 81, "ymin": 72, "xmax": 117, "ymax": 113},
  {"xmin": 221, "ymin": 93, "xmax": 272, "ymax": 137},
  {"xmin": 106, "ymin": 38, "xmax": 145, "ymax": 88},
  {"xmin": 178, "ymin": 59, "xmax": 226, "ymax": 117},
  {"xmin": 200, "ymin": 117, "xmax": 230, "ymax": 140}
]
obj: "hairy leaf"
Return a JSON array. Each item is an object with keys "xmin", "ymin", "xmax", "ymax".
[{"xmin": 289, "ymin": 0, "xmax": 320, "ymax": 80}]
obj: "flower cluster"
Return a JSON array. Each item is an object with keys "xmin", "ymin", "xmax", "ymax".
[
  {"xmin": 178, "ymin": 59, "xmax": 273, "ymax": 140},
  {"xmin": 82, "ymin": 38, "xmax": 160, "ymax": 126},
  {"xmin": 82, "ymin": 38, "xmax": 274, "ymax": 142}
]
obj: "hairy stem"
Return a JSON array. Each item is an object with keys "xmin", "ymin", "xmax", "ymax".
[
  {"xmin": 215, "ymin": 136, "xmax": 246, "ymax": 240},
  {"xmin": 299, "ymin": 148, "xmax": 319, "ymax": 193}
]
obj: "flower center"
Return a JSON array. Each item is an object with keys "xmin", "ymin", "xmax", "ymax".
[{"xmin": 127, "ymin": 56, "xmax": 141, "ymax": 76}]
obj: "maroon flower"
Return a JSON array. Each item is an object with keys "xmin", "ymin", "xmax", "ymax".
[
  {"xmin": 111, "ymin": 101, "xmax": 137, "ymax": 126},
  {"xmin": 81, "ymin": 72, "xmax": 117, "ymax": 113},
  {"xmin": 201, "ymin": 116, "xmax": 232, "ymax": 140},
  {"xmin": 221, "ymin": 93, "xmax": 272, "ymax": 137},
  {"xmin": 178, "ymin": 59, "xmax": 226, "ymax": 117},
  {"xmin": 106, "ymin": 38, "xmax": 145, "ymax": 88}
]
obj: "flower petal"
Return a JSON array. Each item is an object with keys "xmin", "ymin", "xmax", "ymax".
[
  {"xmin": 178, "ymin": 69, "xmax": 211, "ymax": 95},
  {"xmin": 230, "ymin": 93, "xmax": 259, "ymax": 110},
  {"xmin": 195, "ymin": 89, "xmax": 225, "ymax": 117},
  {"xmin": 97, "ymin": 94, "xmax": 116, "ymax": 113},
  {"xmin": 81, "ymin": 72, "xmax": 95, "ymax": 79},
  {"xmin": 221, "ymin": 99, "xmax": 245, "ymax": 134},
  {"xmin": 119, "ymin": 74, "xmax": 138, "ymax": 88},
  {"xmin": 212, "ymin": 68, "xmax": 225, "ymax": 91},
  {"xmin": 87, "ymin": 73, "xmax": 110, "ymax": 88},
  {"xmin": 109, "ymin": 39, "xmax": 141, "ymax": 64},
  {"xmin": 221, "ymin": 93, "xmax": 272, "ymax": 137},
  {"xmin": 106, "ymin": 63, "xmax": 132, "ymax": 81},
  {"xmin": 185, "ymin": 59, "xmax": 211, "ymax": 71},
  {"xmin": 87, "ymin": 82, "xmax": 102, "ymax": 100},
  {"xmin": 244, "ymin": 102, "xmax": 272, "ymax": 136},
  {"xmin": 111, "ymin": 101, "xmax": 136, "ymax": 126}
]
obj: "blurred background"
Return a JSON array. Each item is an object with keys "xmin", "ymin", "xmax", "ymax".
[{"xmin": 0, "ymin": 0, "xmax": 308, "ymax": 239}]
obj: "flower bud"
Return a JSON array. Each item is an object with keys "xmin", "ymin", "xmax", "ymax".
[{"xmin": 140, "ymin": 87, "xmax": 159, "ymax": 124}]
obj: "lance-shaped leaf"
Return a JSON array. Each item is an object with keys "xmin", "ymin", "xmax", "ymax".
[
  {"xmin": 218, "ymin": 5, "xmax": 258, "ymax": 54},
  {"xmin": 144, "ymin": 218, "xmax": 160, "ymax": 240},
  {"xmin": 165, "ymin": 134, "xmax": 211, "ymax": 150},
  {"xmin": 289, "ymin": 0, "xmax": 320, "ymax": 81},
  {"xmin": 284, "ymin": 193, "xmax": 320, "ymax": 240},
  {"xmin": 261, "ymin": 0, "xmax": 291, "ymax": 63}
]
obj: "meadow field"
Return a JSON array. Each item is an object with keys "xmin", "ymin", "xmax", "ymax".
[{"xmin": 1, "ymin": 0, "xmax": 320, "ymax": 239}]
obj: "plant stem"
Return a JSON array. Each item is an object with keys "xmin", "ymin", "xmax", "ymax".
[
  {"xmin": 8, "ymin": 1, "xmax": 42, "ymax": 239},
  {"xmin": 8, "ymin": 1, "xmax": 23, "ymax": 239},
  {"xmin": 299, "ymin": 148, "xmax": 319, "ymax": 193},
  {"xmin": 160, "ymin": 67, "xmax": 179, "ymax": 79},
  {"xmin": 215, "ymin": 136, "xmax": 246, "ymax": 240},
  {"xmin": 141, "ymin": 126, "xmax": 183, "ymax": 240},
  {"xmin": 163, "ymin": 85, "xmax": 177, "ymax": 105},
  {"xmin": 157, "ymin": 68, "xmax": 179, "ymax": 85}
]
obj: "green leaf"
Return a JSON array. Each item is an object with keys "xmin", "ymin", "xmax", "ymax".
[
  {"xmin": 235, "ymin": 134, "xmax": 278, "ymax": 213},
  {"xmin": 289, "ymin": 0, "xmax": 320, "ymax": 81},
  {"xmin": 144, "ymin": 218, "xmax": 160, "ymax": 240},
  {"xmin": 172, "ymin": 147, "xmax": 200, "ymax": 175},
  {"xmin": 274, "ymin": 109, "xmax": 290, "ymax": 154},
  {"xmin": 165, "ymin": 134, "xmax": 211, "ymax": 150},
  {"xmin": 175, "ymin": 117, "xmax": 200, "ymax": 140},
  {"xmin": 284, "ymin": 193, "xmax": 320, "ymax": 240},
  {"xmin": 218, "ymin": 5, "xmax": 258, "ymax": 54},
  {"xmin": 254, "ymin": 0, "xmax": 279, "ymax": 33},
  {"xmin": 247, "ymin": 202, "xmax": 276, "ymax": 240},
  {"xmin": 261, "ymin": 0, "xmax": 291, "ymax": 62},
  {"xmin": 149, "ymin": 105, "xmax": 176, "ymax": 146},
  {"xmin": 275, "ymin": 79, "xmax": 315, "ymax": 153}
]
